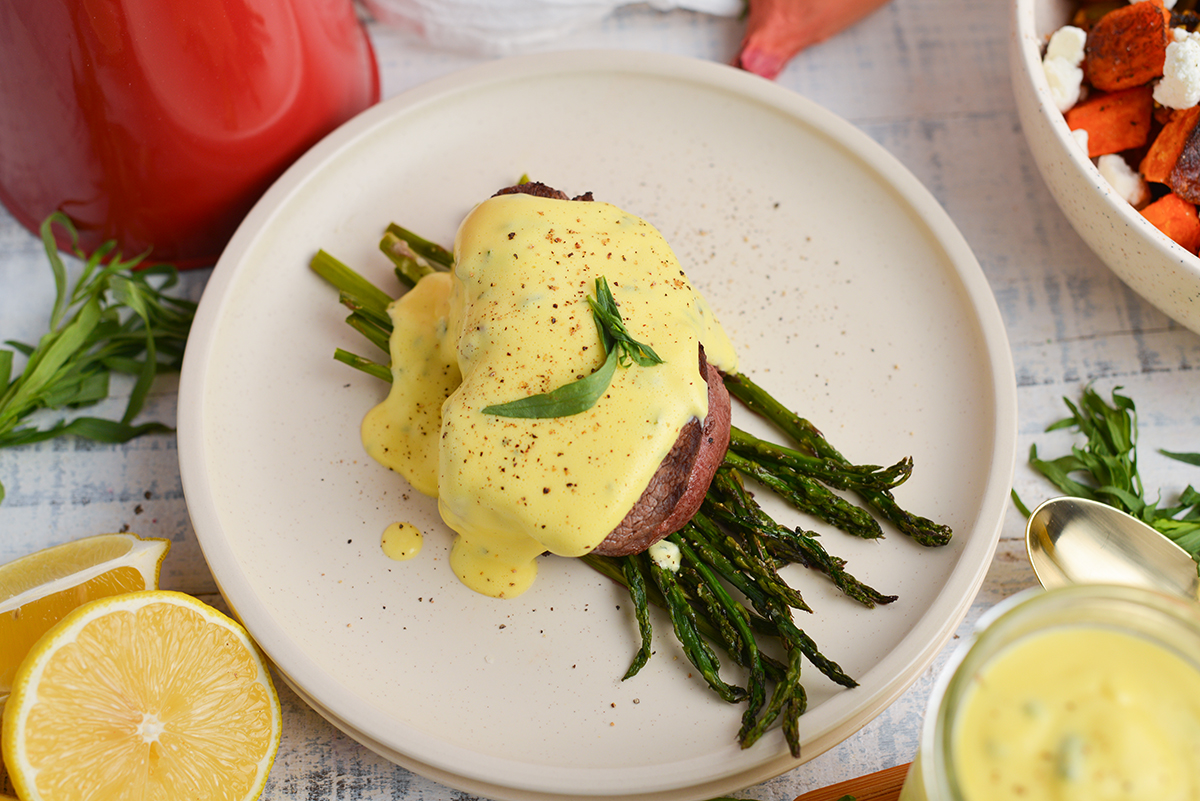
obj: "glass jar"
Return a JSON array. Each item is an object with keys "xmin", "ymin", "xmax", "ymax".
[{"xmin": 900, "ymin": 584, "xmax": 1200, "ymax": 801}]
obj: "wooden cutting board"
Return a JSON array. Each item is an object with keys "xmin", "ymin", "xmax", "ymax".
[{"xmin": 792, "ymin": 762, "xmax": 911, "ymax": 801}]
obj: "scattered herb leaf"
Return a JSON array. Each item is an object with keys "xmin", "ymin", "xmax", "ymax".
[{"xmin": 0, "ymin": 213, "xmax": 195, "ymax": 504}]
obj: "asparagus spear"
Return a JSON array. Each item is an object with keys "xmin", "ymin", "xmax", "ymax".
[
  {"xmin": 384, "ymin": 223, "xmax": 453, "ymax": 270},
  {"xmin": 724, "ymin": 371, "xmax": 953, "ymax": 547},
  {"xmin": 620, "ymin": 556, "xmax": 654, "ymax": 680},
  {"xmin": 724, "ymin": 450, "xmax": 884, "ymax": 540},
  {"xmin": 728, "ymin": 426, "xmax": 912, "ymax": 492},
  {"xmin": 705, "ymin": 469, "xmax": 897, "ymax": 608},
  {"xmin": 648, "ymin": 550, "xmax": 747, "ymax": 704},
  {"xmin": 674, "ymin": 536, "xmax": 767, "ymax": 744}
]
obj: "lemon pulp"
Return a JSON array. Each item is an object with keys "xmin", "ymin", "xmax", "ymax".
[
  {"xmin": 3, "ymin": 590, "xmax": 280, "ymax": 801},
  {"xmin": 0, "ymin": 533, "xmax": 168, "ymax": 697}
]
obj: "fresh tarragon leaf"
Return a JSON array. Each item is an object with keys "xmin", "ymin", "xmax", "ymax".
[
  {"xmin": 586, "ymin": 275, "xmax": 664, "ymax": 368},
  {"xmin": 0, "ymin": 213, "xmax": 196, "ymax": 504},
  {"xmin": 1013, "ymin": 385, "xmax": 1200, "ymax": 569},
  {"xmin": 482, "ymin": 276, "xmax": 663, "ymax": 419}
]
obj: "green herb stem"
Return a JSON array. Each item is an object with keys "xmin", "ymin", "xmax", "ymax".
[
  {"xmin": 0, "ymin": 213, "xmax": 195, "ymax": 504},
  {"xmin": 1018, "ymin": 385, "xmax": 1200, "ymax": 570}
]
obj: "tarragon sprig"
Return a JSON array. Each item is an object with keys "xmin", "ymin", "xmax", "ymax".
[
  {"xmin": 586, "ymin": 276, "xmax": 663, "ymax": 368},
  {"xmin": 0, "ymin": 213, "xmax": 196, "ymax": 504},
  {"xmin": 1013, "ymin": 384, "xmax": 1200, "ymax": 568},
  {"xmin": 481, "ymin": 276, "xmax": 663, "ymax": 419}
]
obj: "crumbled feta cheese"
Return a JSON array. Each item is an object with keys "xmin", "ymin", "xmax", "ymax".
[
  {"xmin": 1044, "ymin": 56, "xmax": 1085, "ymax": 112},
  {"xmin": 1071, "ymin": 127, "xmax": 1090, "ymax": 153},
  {"xmin": 1097, "ymin": 154, "xmax": 1150, "ymax": 206},
  {"xmin": 648, "ymin": 539, "xmax": 681, "ymax": 572},
  {"xmin": 1046, "ymin": 25, "xmax": 1087, "ymax": 66},
  {"xmin": 1156, "ymin": 29, "xmax": 1200, "ymax": 109},
  {"xmin": 1130, "ymin": 0, "xmax": 1175, "ymax": 9},
  {"xmin": 1042, "ymin": 25, "xmax": 1087, "ymax": 112}
]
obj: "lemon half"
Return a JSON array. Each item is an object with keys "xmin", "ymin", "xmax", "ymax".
[
  {"xmin": 3, "ymin": 590, "xmax": 281, "ymax": 801},
  {"xmin": 0, "ymin": 532, "xmax": 170, "ymax": 698}
]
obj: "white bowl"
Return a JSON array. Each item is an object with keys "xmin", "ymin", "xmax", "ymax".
[{"xmin": 1011, "ymin": 0, "xmax": 1200, "ymax": 335}]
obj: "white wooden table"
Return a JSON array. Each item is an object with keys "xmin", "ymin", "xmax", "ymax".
[{"xmin": 4, "ymin": 0, "xmax": 1200, "ymax": 798}]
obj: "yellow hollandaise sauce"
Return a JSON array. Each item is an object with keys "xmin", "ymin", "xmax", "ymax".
[
  {"xmin": 952, "ymin": 625, "xmax": 1200, "ymax": 801},
  {"xmin": 362, "ymin": 192, "xmax": 736, "ymax": 598},
  {"xmin": 381, "ymin": 522, "xmax": 423, "ymax": 561},
  {"xmin": 362, "ymin": 271, "xmax": 458, "ymax": 497}
]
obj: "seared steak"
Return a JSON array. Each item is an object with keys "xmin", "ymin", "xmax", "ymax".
[
  {"xmin": 494, "ymin": 181, "xmax": 594, "ymax": 202},
  {"xmin": 492, "ymin": 181, "xmax": 732, "ymax": 557},
  {"xmin": 591, "ymin": 347, "xmax": 731, "ymax": 556}
]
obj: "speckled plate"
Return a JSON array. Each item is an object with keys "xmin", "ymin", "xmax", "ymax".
[{"xmin": 177, "ymin": 50, "xmax": 1017, "ymax": 801}]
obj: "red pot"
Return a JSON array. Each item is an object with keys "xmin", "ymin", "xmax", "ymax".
[{"xmin": 0, "ymin": 0, "xmax": 380, "ymax": 268}]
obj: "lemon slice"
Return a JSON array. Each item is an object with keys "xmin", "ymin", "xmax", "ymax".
[
  {"xmin": 2, "ymin": 590, "xmax": 281, "ymax": 801},
  {"xmin": 0, "ymin": 532, "xmax": 170, "ymax": 698}
]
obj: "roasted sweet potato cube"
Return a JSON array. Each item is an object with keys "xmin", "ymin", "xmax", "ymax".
[
  {"xmin": 1065, "ymin": 85, "xmax": 1154, "ymax": 157},
  {"xmin": 1072, "ymin": 1, "xmax": 1129, "ymax": 32},
  {"xmin": 1084, "ymin": 0, "xmax": 1170, "ymax": 91},
  {"xmin": 1141, "ymin": 192, "xmax": 1200, "ymax": 252},
  {"xmin": 1142, "ymin": 106, "xmax": 1200, "ymax": 183},
  {"xmin": 1169, "ymin": 123, "xmax": 1200, "ymax": 202}
]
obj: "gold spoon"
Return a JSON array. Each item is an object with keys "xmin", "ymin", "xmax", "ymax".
[{"xmin": 1026, "ymin": 496, "xmax": 1200, "ymax": 602}]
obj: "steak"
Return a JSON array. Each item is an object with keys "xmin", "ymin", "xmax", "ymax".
[
  {"xmin": 493, "ymin": 181, "xmax": 732, "ymax": 557},
  {"xmin": 494, "ymin": 181, "xmax": 594, "ymax": 202},
  {"xmin": 591, "ymin": 347, "xmax": 731, "ymax": 556}
]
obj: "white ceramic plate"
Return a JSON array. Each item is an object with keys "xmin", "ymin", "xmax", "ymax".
[{"xmin": 178, "ymin": 51, "xmax": 1017, "ymax": 801}]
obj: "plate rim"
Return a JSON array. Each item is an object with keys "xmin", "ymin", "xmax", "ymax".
[{"xmin": 178, "ymin": 48, "xmax": 1018, "ymax": 800}]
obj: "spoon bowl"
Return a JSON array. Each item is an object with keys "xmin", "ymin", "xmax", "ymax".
[{"xmin": 1026, "ymin": 497, "xmax": 1200, "ymax": 602}]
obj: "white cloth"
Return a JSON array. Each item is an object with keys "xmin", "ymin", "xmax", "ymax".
[{"xmin": 362, "ymin": 0, "xmax": 744, "ymax": 55}]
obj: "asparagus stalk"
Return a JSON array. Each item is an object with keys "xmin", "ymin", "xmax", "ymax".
[
  {"xmin": 706, "ymin": 469, "xmax": 897, "ymax": 608},
  {"xmin": 686, "ymin": 511, "xmax": 856, "ymax": 690},
  {"xmin": 674, "ymin": 536, "xmax": 767, "ymax": 744},
  {"xmin": 728, "ymin": 426, "xmax": 912, "ymax": 492},
  {"xmin": 620, "ymin": 556, "xmax": 654, "ymax": 680},
  {"xmin": 724, "ymin": 371, "xmax": 953, "ymax": 547},
  {"xmin": 648, "ymin": 552, "xmax": 747, "ymax": 704},
  {"xmin": 724, "ymin": 450, "xmax": 884, "ymax": 540},
  {"xmin": 380, "ymin": 231, "xmax": 437, "ymax": 289},
  {"xmin": 384, "ymin": 223, "xmax": 454, "ymax": 270}
]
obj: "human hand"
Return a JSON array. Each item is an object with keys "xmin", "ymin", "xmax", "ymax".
[{"xmin": 734, "ymin": 0, "xmax": 894, "ymax": 79}]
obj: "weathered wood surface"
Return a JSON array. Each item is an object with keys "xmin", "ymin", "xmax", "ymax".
[{"xmin": 3, "ymin": 0, "xmax": 1199, "ymax": 798}]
